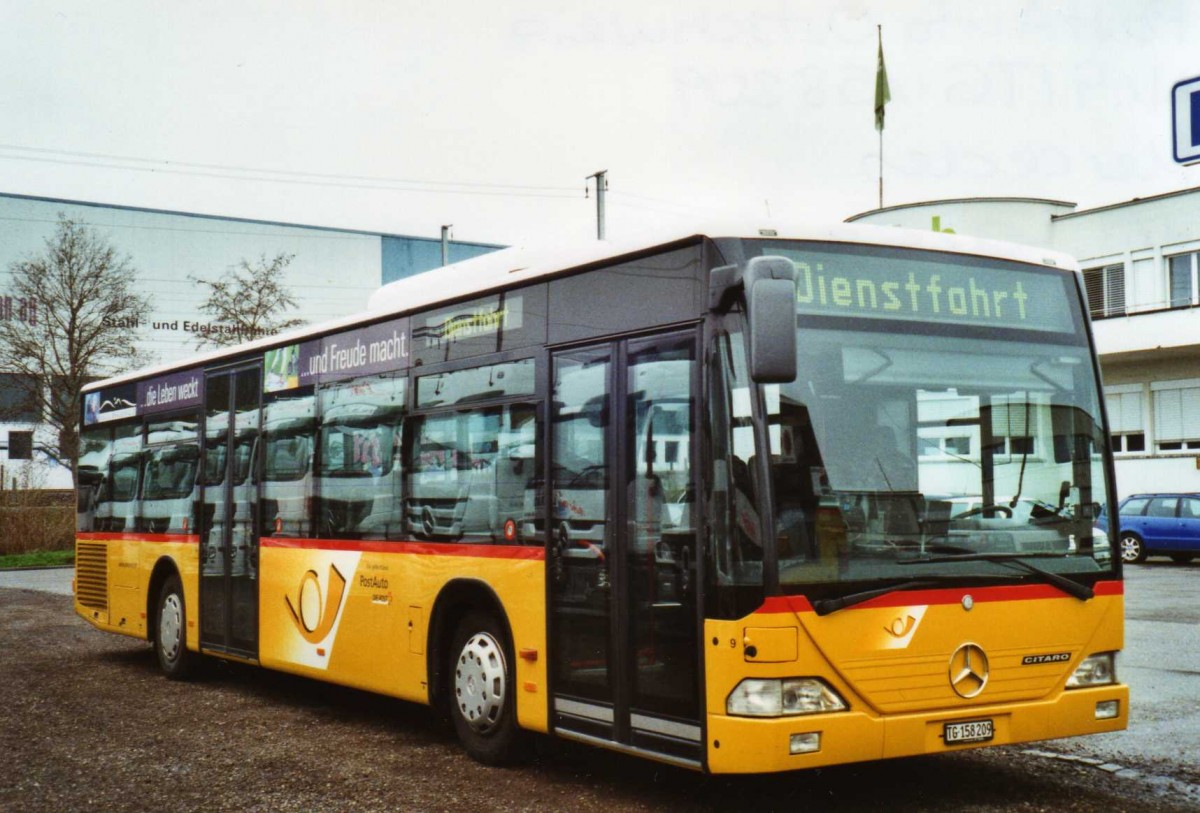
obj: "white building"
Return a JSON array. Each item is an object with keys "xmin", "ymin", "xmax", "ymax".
[
  {"xmin": 0, "ymin": 193, "xmax": 500, "ymax": 488},
  {"xmin": 848, "ymin": 187, "xmax": 1200, "ymax": 498}
]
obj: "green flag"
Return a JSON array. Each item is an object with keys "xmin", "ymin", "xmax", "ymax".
[{"xmin": 875, "ymin": 31, "xmax": 891, "ymax": 132}]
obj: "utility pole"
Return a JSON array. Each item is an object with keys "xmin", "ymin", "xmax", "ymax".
[
  {"xmin": 587, "ymin": 170, "xmax": 607, "ymax": 240},
  {"xmin": 441, "ymin": 224, "xmax": 452, "ymax": 266}
]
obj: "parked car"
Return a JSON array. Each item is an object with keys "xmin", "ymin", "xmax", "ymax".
[{"xmin": 1096, "ymin": 493, "xmax": 1200, "ymax": 564}]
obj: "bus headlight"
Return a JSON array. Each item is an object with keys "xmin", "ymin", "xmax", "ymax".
[
  {"xmin": 726, "ymin": 678, "xmax": 848, "ymax": 717},
  {"xmin": 1066, "ymin": 652, "xmax": 1117, "ymax": 688}
]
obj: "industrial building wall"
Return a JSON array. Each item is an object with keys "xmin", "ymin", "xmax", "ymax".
[
  {"xmin": 0, "ymin": 194, "xmax": 385, "ymax": 486},
  {"xmin": 381, "ymin": 235, "xmax": 501, "ymax": 284},
  {"xmin": 0, "ymin": 194, "xmax": 383, "ymax": 365},
  {"xmin": 0, "ymin": 193, "xmax": 507, "ymax": 487}
]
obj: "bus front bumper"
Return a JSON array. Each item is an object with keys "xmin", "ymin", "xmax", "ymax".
[{"xmin": 705, "ymin": 684, "xmax": 1129, "ymax": 774}]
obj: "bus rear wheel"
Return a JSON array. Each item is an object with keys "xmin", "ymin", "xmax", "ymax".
[
  {"xmin": 448, "ymin": 612, "xmax": 526, "ymax": 765},
  {"xmin": 155, "ymin": 574, "xmax": 195, "ymax": 680}
]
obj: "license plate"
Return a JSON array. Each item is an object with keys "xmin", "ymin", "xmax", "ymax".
[{"xmin": 943, "ymin": 719, "xmax": 994, "ymax": 745}]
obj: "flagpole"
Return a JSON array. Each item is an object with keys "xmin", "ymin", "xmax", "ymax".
[
  {"xmin": 878, "ymin": 25, "xmax": 884, "ymax": 210},
  {"xmin": 873, "ymin": 25, "xmax": 891, "ymax": 209}
]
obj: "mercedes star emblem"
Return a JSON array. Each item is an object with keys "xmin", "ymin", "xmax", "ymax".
[{"xmin": 949, "ymin": 643, "xmax": 989, "ymax": 698}]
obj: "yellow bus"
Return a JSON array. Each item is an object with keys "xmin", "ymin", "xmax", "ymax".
[{"xmin": 75, "ymin": 224, "xmax": 1127, "ymax": 772}]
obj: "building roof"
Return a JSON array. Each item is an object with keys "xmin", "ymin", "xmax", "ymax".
[
  {"xmin": 367, "ymin": 218, "xmax": 1078, "ymax": 315},
  {"xmin": 0, "ymin": 190, "xmax": 503, "ymax": 248},
  {"xmin": 1049, "ymin": 184, "xmax": 1200, "ymax": 221},
  {"xmin": 845, "ymin": 196, "xmax": 1077, "ymax": 223}
]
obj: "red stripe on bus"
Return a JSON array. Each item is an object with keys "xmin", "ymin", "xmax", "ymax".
[
  {"xmin": 76, "ymin": 532, "xmax": 200, "ymax": 544},
  {"xmin": 259, "ymin": 537, "xmax": 546, "ymax": 560},
  {"xmin": 759, "ymin": 579, "xmax": 1123, "ymax": 614}
]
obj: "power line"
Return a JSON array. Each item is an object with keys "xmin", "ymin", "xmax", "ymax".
[
  {"xmin": 605, "ymin": 191, "xmax": 722, "ymax": 219},
  {"xmin": 0, "ymin": 143, "xmax": 581, "ymax": 198},
  {"xmin": 0, "ymin": 212, "xmax": 395, "ymax": 241},
  {"xmin": 0, "ymin": 144, "xmax": 733, "ymax": 239}
]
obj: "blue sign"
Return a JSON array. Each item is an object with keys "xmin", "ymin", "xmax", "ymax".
[{"xmin": 1172, "ymin": 75, "xmax": 1200, "ymax": 164}]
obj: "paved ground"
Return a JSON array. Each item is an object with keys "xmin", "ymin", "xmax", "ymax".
[
  {"xmin": 1037, "ymin": 560, "xmax": 1200, "ymax": 785},
  {"xmin": 3, "ymin": 588, "xmax": 1197, "ymax": 813},
  {"xmin": 2, "ymin": 563, "xmax": 1196, "ymax": 812},
  {"xmin": 0, "ymin": 566, "xmax": 72, "ymax": 595}
]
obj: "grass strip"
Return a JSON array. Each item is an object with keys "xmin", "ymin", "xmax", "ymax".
[{"xmin": 0, "ymin": 549, "xmax": 75, "ymax": 569}]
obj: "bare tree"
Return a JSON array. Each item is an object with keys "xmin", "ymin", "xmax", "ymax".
[
  {"xmin": 0, "ymin": 215, "xmax": 151, "ymax": 481},
  {"xmin": 190, "ymin": 252, "xmax": 304, "ymax": 349}
]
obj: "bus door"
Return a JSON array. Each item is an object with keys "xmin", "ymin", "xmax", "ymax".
[
  {"xmin": 200, "ymin": 365, "xmax": 261, "ymax": 657},
  {"xmin": 548, "ymin": 329, "xmax": 702, "ymax": 766}
]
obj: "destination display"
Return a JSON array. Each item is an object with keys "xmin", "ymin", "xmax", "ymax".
[
  {"xmin": 412, "ymin": 291, "xmax": 536, "ymax": 367},
  {"xmin": 776, "ymin": 247, "xmax": 1076, "ymax": 334}
]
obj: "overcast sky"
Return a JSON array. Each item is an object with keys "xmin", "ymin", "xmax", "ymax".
[{"xmin": 2, "ymin": 1, "xmax": 1198, "ymax": 247}]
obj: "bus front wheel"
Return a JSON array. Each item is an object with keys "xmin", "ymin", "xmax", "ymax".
[
  {"xmin": 155, "ymin": 574, "xmax": 195, "ymax": 680},
  {"xmin": 448, "ymin": 612, "xmax": 526, "ymax": 765}
]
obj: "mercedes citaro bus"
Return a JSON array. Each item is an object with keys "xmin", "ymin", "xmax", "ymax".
[{"xmin": 75, "ymin": 222, "xmax": 1126, "ymax": 772}]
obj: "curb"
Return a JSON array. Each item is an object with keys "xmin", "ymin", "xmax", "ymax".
[
  {"xmin": 0, "ymin": 564, "xmax": 75, "ymax": 572},
  {"xmin": 1022, "ymin": 749, "xmax": 1200, "ymax": 803}
]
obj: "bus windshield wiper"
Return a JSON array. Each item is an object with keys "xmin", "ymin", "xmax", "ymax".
[
  {"xmin": 810, "ymin": 575, "xmax": 1008, "ymax": 617},
  {"xmin": 899, "ymin": 552, "xmax": 1094, "ymax": 601}
]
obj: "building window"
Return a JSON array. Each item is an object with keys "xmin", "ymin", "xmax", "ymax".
[
  {"xmin": 0, "ymin": 374, "xmax": 41, "ymax": 423},
  {"xmin": 1105, "ymin": 386, "xmax": 1146, "ymax": 455},
  {"xmin": 943, "ymin": 435, "xmax": 972, "ymax": 456},
  {"xmin": 1008, "ymin": 435, "xmax": 1036, "ymax": 455},
  {"xmin": 7, "ymin": 431, "xmax": 33, "ymax": 460},
  {"xmin": 1169, "ymin": 252, "xmax": 1199, "ymax": 308},
  {"xmin": 1152, "ymin": 380, "xmax": 1200, "ymax": 453},
  {"xmin": 1112, "ymin": 433, "xmax": 1147, "ymax": 453},
  {"xmin": 1083, "ymin": 264, "xmax": 1125, "ymax": 318}
]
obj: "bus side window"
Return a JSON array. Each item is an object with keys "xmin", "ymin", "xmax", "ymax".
[
  {"xmin": 408, "ymin": 403, "xmax": 539, "ymax": 544},
  {"xmin": 316, "ymin": 374, "xmax": 406, "ymax": 541},
  {"xmin": 101, "ymin": 424, "xmax": 142, "ymax": 533},
  {"xmin": 498, "ymin": 403, "xmax": 541, "ymax": 545},
  {"xmin": 410, "ymin": 360, "xmax": 540, "ymax": 544},
  {"xmin": 261, "ymin": 390, "xmax": 316, "ymax": 537},
  {"xmin": 708, "ymin": 329, "xmax": 763, "ymax": 600},
  {"xmin": 139, "ymin": 441, "xmax": 200, "ymax": 534},
  {"xmin": 77, "ymin": 426, "xmax": 114, "ymax": 532}
]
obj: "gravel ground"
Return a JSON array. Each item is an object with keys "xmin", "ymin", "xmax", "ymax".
[{"xmin": 1, "ymin": 587, "xmax": 1196, "ymax": 813}]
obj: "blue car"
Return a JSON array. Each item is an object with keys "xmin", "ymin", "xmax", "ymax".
[{"xmin": 1097, "ymin": 493, "xmax": 1200, "ymax": 564}]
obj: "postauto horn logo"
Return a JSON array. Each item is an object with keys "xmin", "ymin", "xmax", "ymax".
[{"xmin": 285, "ymin": 564, "xmax": 348, "ymax": 644}]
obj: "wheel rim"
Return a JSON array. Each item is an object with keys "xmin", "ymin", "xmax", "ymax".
[
  {"xmin": 160, "ymin": 592, "xmax": 183, "ymax": 663},
  {"xmin": 454, "ymin": 631, "xmax": 507, "ymax": 734},
  {"xmin": 1120, "ymin": 536, "xmax": 1141, "ymax": 562}
]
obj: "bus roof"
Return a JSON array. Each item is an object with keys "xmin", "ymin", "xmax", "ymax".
[
  {"xmin": 84, "ymin": 221, "xmax": 1079, "ymax": 393},
  {"xmin": 367, "ymin": 221, "xmax": 1077, "ymax": 315}
]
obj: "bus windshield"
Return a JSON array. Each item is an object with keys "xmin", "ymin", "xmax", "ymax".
[{"xmin": 743, "ymin": 241, "xmax": 1115, "ymax": 592}]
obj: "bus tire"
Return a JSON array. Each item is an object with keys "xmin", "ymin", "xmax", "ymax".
[
  {"xmin": 155, "ymin": 573, "xmax": 195, "ymax": 680},
  {"xmin": 448, "ymin": 612, "xmax": 526, "ymax": 765}
]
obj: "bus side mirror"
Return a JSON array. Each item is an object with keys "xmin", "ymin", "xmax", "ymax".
[{"xmin": 745, "ymin": 257, "xmax": 798, "ymax": 383}]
